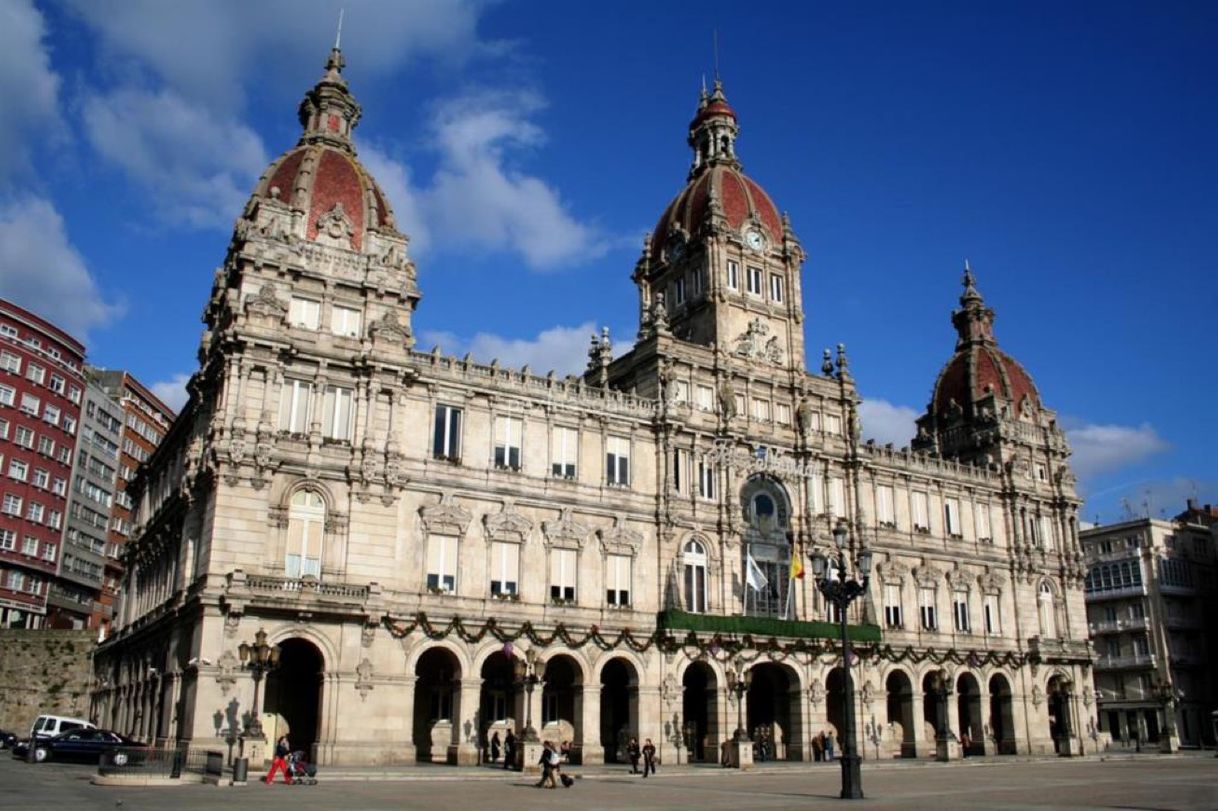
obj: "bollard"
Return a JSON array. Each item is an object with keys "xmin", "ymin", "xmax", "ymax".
[{"xmin": 233, "ymin": 757, "xmax": 249, "ymax": 783}]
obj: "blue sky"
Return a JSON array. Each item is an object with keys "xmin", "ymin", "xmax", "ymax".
[{"xmin": 1, "ymin": 0, "xmax": 1214, "ymax": 523}]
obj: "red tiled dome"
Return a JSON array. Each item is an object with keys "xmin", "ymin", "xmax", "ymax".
[
  {"xmin": 931, "ymin": 343, "xmax": 1040, "ymax": 417},
  {"xmin": 651, "ymin": 164, "xmax": 783, "ymax": 251}
]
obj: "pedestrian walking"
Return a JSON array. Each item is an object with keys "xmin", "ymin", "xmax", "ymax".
[
  {"xmin": 264, "ymin": 734, "xmax": 292, "ymax": 784},
  {"xmin": 490, "ymin": 731, "xmax": 501, "ymax": 764},
  {"xmin": 627, "ymin": 737, "xmax": 641, "ymax": 774},
  {"xmin": 503, "ymin": 729, "xmax": 516, "ymax": 770},
  {"xmin": 825, "ymin": 731, "xmax": 835, "ymax": 761},
  {"xmin": 642, "ymin": 738, "xmax": 656, "ymax": 777},
  {"xmin": 535, "ymin": 741, "xmax": 557, "ymax": 788},
  {"xmin": 813, "ymin": 731, "xmax": 823, "ymax": 762}
]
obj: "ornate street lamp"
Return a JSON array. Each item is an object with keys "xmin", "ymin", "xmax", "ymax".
[
  {"xmin": 810, "ymin": 519, "xmax": 872, "ymax": 801},
  {"xmin": 238, "ymin": 628, "xmax": 281, "ymax": 739},
  {"xmin": 928, "ymin": 669, "xmax": 954, "ymax": 751},
  {"xmin": 513, "ymin": 648, "xmax": 543, "ymax": 744},
  {"xmin": 726, "ymin": 657, "xmax": 753, "ymax": 743}
]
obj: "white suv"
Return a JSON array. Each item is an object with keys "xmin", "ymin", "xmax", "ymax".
[{"xmin": 29, "ymin": 715, "xmax": 95, "ymax": 740}]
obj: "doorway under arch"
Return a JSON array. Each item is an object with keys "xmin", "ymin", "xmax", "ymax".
[
  {"xmin": 988, "ymin": 673, "xmax": 1016, "ymax": 754},
  {"xmin": 600, "ymin": 658, "xmax": 638, "ymax": 763},
  {"xmin": 541, "ymin": 655, "xmax": 582, "ymax": 749},
  {"xmin": 956, "ymin": 673, "xmax": 983, "ymax": 755},
  {"xmin": 263, "ymin": 638, "xmax": 324, "ymax": 760},
  {"xmin": 750, "ymin": 663, "xmax": 800, "ymax": 760},
  {"xmin": 682, "ymin": 661, "xmax": 719, "ymax": 762},
  {"xmin": 885, "ymin": 670, "xmax": 916, "ymax": 757},
  {"xmin": 1047, "ymin": 675, "xmax": 1073, "ymax": 754},
  {"xmin": 479, "ymin": 651, "xmax": 514, "ymax": 765},
  {"xmin": 414, "ymin": 647, "xmax": 461, "ymax": 762}
]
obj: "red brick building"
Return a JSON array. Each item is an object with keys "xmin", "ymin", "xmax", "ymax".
[{"xmin": 0, "ymin": 299, "xmax": 87, "ymax": 629}]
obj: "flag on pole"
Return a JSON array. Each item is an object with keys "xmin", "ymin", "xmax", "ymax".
[
  {"xmin": 746, "ymin": 554, "xmax": 768, "ymax": 591},
  {"xmin": 790, "ymin": 552, "xmax": 805, "ymax": 580}
]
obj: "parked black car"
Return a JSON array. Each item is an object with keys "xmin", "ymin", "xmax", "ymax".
[
  {"xmin": 0, "ymin": 729, "xmax": 17, "ymax": 749},
  {"xmin": 26, "ymin": 729, "xmax": 146, "ymax": 764}
]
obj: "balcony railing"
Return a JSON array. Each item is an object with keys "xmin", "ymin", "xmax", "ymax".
[
  {"xmin": 226, "ymin": 570, "xmax": 378, "ymax": 607},
  {"xmin": 1088, "ymin": 617, "xmax": 1149, "ymax": 635},
  {"xmin": 1094, "ymin": 653, "xmax": 1155, "ymax": 670},
  {"xmin": 656, "ymin": 609, "xmax": 882, "ymax": 643}
]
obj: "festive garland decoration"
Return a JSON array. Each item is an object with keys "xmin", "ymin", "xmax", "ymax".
[{"xmin": 380, "ymin": 612, "xmax": 1040, "ymax": 670}]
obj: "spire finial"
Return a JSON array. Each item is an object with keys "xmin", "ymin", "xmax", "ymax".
[
  {"xmin": 713, "ymin": 29, "xmax": 720, "ymax": 83},
  {"xmin": 335, "ymin": 8, "xmax": 345, "ymax": 50}
]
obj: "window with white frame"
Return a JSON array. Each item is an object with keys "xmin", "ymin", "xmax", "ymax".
[
  {"xmin": 808, "ymin": 472, "xmax": 825, "ymax": 515},
  {"xmin": 489, "ymin": 541, "xmax": 520, "ymax": 596},
  {"xmin": 775, "ymin": 403, "xmax": 791, "ymax": 425},
  {"xmin": 0, "ymin": 529, "xmax": 14, "ymax": 550},
  {"xmin": 953, "ymin": 590, "xmax": 971, "ymax": 632},
  {"xmin": 697, "ymin": 457, "xmax": 716, "ymax": 500},
  {"xmin": 606, "ymin": 554, "xmax": 631, "ymax": 606},
  {"xmin": 26, "ymin": 363, "xmax": 45, "ymax": 385},
  {"xmin": 751, "ymin": 398, "xmax": 770, "ymax": 422},
  {"xmin": 42, "ymin": 542, "xmax": 56, "ymax": 562},
  {"xmin": 1037, "ymin": 581, "xmax": 1056, "ymax": 637},
  {"xmin": 330, "ymin": 304, "xmax": 362, "ymax": 338},
  {"xmin": 493, "ymin": 416, "xmax": 522, "ymax": 471},
  {"xmin": 321, "ymin": 385, "xmax": 354, "ymax": 440},
  {"xmin": 19, "ymin": 393, "xmax": 39, "ymax": 416},
  {"xmin": 14, "ymin": 426, "xmax": 33, "ymax": 448},
  {"xmin": 52, "ymin": 477, "xmax": 66, "ymax": 496},
  {"xmin": 672, "ymin": 448, "xmax": 690, "ymax": 493},
  {"xmin": 606, "ymin": 436, "xmax": 630, "ymax": 486},
  {"xmin": 975, "ymin": 503, "xmax": 992, "ymax": 542},
  {"xmin": 426, "ymin": 535, "xmax": 458, "ymax": 593},
  {"xmin": 919, "ymin": 587, "xmax": 937, "ymax": 630},
  {"xmin": 37, "ymin": 436, "xmax": 53, "ymax": 456},
  {"xmin": 0, "ymin": 384, "xmax": 13, "ymax": 407},
  {"xmin": 673, "ymin": 276, "xmax": 686, "ymax": 305},
  {"xmin": 278, "ymin": 379, "xmax": 312, "ymax": 433},
  {"xmin": 912, "ymin": 491, "xmax": 930, "ymax": 532},
  {"xmin": 8, "ymin": 459, "xmax": 28, "ymax": 481},
  {"xmin": 983, "ymin": 593, "xmax": 1000, "ymax": 635},
  {"xmin": 22, "ymin": 536, "xmax": 37, "ymax": 555},
  {"xmin": 6, "ymin": 570, "xmax": 25, "ymax": 592},
  {"xmin": 828, "ymin": 477, "xmax": 846, "ymax": 518},
  {"xmin": 433, "ymin": 404, "xmax": 462, "ymax": 461},
  {"xmin": 49, "ymin": 374, "xmax": 64, "ymax": 395},
  {"xmin": 726, "ymin": 260, "xmax": 740, "ymax": 290},
  {"xmin": 884, "ymin": 582, "xmax": 903, "ymax": 628},
  {"xmin": 0, "ymin": 351, "xmax": 20, "ymax": 373},
  {"xmin": 876, "ymin": 485, "xmax": 895, "ymax": 527},
  {"xmin": 43, "ymin": 404, "xmax": 59, "ymax": 426},
  {"xmin": 26, "ymin": 502, "xmax": 44, "ymax": 523},
  {"xmin": 733, "ymin": 392, "xmax": 746, "ymax": 417},
  {"xmin": 550, "ymin": 426, "xmax": 578, "ymax": 478},
  {"xmin": 683, "ymin": 539, "xmax": 708, "ymax": 613},
  {"xmin": 0, "ymin": 418, "xmax": 7, "ymax": 439},
  {"xmin": 0, "ymin": 324, "xmax": 14, "ymax": 338},
  {"xmin": 825, "ymin": 414, "xmax": 841, "ymax": 435},
  {"xmin": 3, "ymin": 493, "xmax": 23, "ymax": 515},
  {"xmin": 769, "ymin": 274, "xmax": 784, "ymax": 302},
  {"xmin": 945, "ymin": 498, "xmax": 962, "ymax": 538},
  {"xmin": 746, "ymin": 266, "xmax": 763, "ymax": 295},
  {"xmin": 68, "ymin": 385, "xmax": 81, "ymax": 405},
  {"xmin": 1039, "ymin": 515, "xmax": 1055, "ymax": 551},
  {"xmin": 691, "ymin": 267, "xmax": 704, "ymax": 297},
  {"xmin": 32, "ymin": 468, "xmax": 49, "ymax": 489},
  {"xmin": 48, "ymin": 510, "xmax": 61, "ymax": 530},
  {"xmin": 673, "ymin": 380, "xmax": 690, "ymax": 403},
  {"xmin": 61, "ymin": 415, "xmax": 75, "ymax": 435},
  {"xmin": 285, "ymin": 490, "xmax": 325, "ymax": 578},
  {"xmin": 550, "ymin": 547, "xmax": 576, "ymax": 602},
  {"xmin": 695, "ymin": 385, "xmax": 714, "ymax": 412},
  {"xmin": 288, "ymin": 296, "xmax": 321, "ymax": 329}
]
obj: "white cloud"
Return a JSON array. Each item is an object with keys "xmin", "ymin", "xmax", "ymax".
[
  {"xmin": 0, "ymin": 197, "xmax": 124, "ymax": 339},
  {"xmin": 358, "ymin": 142, "xmax": 430, "ymax": 255},
  {"xmin": 0, "ymin": 0, "xmax": 63, "ymax": 181},
  {"xmin": 149, "ymin": 372, "xmax": 191, "ymax": 413},
  {"xmin": 420, "ymin": 322, "xmax": 605, "ymax": 376},
  {"xmin": 1063, "ymin": 419, "xmax": 1170, "ymax": 482},
  {"xmin": 82, "ymin": 88, "xmax": 268, "ymax": 229},
  {"xmin": 858, "ymin": 398, "xmax": 920, "ymax": 447}
]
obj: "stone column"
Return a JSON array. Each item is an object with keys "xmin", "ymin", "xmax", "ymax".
[
  {"xmin": 636, "ymin": 686, "xmax": 662, "ymax": 751},
  {"xmin": 450, "ymin": 677, "xmax": 482, "ymax": 765},
  {"xmin": 400, "ymin": 674, "xmax": 418, "ymax": 763}
]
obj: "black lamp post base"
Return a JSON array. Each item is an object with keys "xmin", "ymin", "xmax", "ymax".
[{"xmin": 839, "ymin": 753, "xmax": 864, "ymax": 799}]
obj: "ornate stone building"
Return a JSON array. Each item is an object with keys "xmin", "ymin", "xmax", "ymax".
[{"xmin": 93, "ymin": 49, "xmax": 1092, "ymax": 766}]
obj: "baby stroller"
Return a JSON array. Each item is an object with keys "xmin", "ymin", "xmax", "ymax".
[{"xmin": 287, "ymin": 750, "xmax": 318, "ymax": 785}]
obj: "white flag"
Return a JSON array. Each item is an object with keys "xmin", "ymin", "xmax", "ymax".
[{"xmin": 746, "ymin": 554, "xmax": 768, "ymax": 592}]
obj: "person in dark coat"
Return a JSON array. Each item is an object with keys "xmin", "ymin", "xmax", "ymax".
[
  {"xmin": 641, "ymin": 738, "xmax": 656, "ymax": 777},
  {"xmin": 503, "ymin": 729, "xmax": 517, "ymax": 770},
  {"xmin": 626, "ymin": 738, "xmax": 641, "ymax": 774},
  {"xmin": 490, "ymin": 731, "xmax": 501, "ymax": 764}
]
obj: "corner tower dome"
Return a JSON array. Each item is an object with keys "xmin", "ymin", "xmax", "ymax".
[
  {"xmin": 242, "ymin": 47, "xmax": 401, "ymax": 254},
  {"xmin": 650, "ymin": 80, "xmax": 784, "ymax": 254}
]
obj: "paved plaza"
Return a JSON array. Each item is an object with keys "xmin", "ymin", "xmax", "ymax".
[{"xmin": 3, "ymin": 754, "xmax": 1214, "ymax": 810}]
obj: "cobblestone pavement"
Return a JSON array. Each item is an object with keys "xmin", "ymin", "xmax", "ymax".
[{"xmin": 3, "ymin": 752, "xmax": 1215, "ymax": 810}]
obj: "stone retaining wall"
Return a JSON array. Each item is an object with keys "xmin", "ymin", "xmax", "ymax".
[{"xmin": 0, "ymin": 629, "xmax": 96, "ymax": 734}]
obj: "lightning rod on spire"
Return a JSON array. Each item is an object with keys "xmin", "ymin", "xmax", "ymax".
[
  {"xmin": 713, "ymin": 29, "xmax": 720, "ymax": 82},
  {"xmin": 335, "ymin": 8, "xmax": 345, "ymax": 50}
]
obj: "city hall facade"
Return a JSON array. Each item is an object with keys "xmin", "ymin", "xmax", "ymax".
[{"xmin": 93, "ymin": 49, "xmax": 1093, "ymax": 766}]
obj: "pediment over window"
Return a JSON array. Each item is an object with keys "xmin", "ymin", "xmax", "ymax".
[
  {"xmin": 484, "ymin": 502, "xmax": 533, "ymax": 543},
  {"xmin": 543, "ymin": 507, "xmax": 590, "ymax": 550},
  {"xmin": 978, "ymin": 568, "xmax": 1006, "ymax": 593},
  {"xmin": 877, "ymin": 557, "xmax": 909, "ymax": 584},
  {"xmin": 913, "ymin": 560, "xmax": 943, "ymax": 588},
  {"xmin": 420, "ymin": 493, "xmax": 472, "ymax": 536},
  {"xmin": 598, "ymin": 515, "xmax": 644, "ymax": 557}
]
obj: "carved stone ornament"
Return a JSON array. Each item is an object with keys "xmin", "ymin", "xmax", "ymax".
[
  {"xmin": 316, "ymin": 202, "xmax": 355, "ymax": 247},
  {"xmin": 660, "ymin": 673, "xmax": 680, "ymax": 708},
  {"xmin": 878, "ymin": 558, "xmax": 910, "ymax": 584},
  {"xmin": 978, "ymin": 569, "xmax": 1006, "ymax": 593},
  {"xmin": 913, "ymin": 561, "xmax": 943, "ymax": 588},
  {"xmin": 216, "ymin": 650, "xmax": 239, "ymax": 695},
  {"xmin": 808, "ymin": 681, "xmax": 824, "ymax": 706},
  {"xmin": 245, "ymin": 284, "xmax": 288, "ymax": 318},
  {"xmin": 861, "ymin": 681, "xmax": 876, "ymax": 706},
  {"xmin": 361, "ymin": 623, "xmax": 376, "ymax": 648},
  {"xmin": 368, "ymin": 310, "xmax": 410, "ymax": 343},
  {"xmin": 420, "ymin": 493, "xmax": 473, "ymax": 537},
  {"xmin": 1031, "ymin": 684, "xmax": 1044, "ymax": 708},
  {"xmin": 267, "ymin": 506, "xmax": 289, "ymax": 529},
  {"xmin": 543, "ymin": 507, "xmax": 590, "ymax": 550},
  {"xmin": 224, "ymin": 612, "xmax": 242, "ymax": 638},
  {"xmin": 355, "ymin": 658, "xmax": 374, "ymax": 701},
  {"xmin": 484, "ymin": 502, "xmax": 534, "ymax": 544},
  {"xmin": 598, "ymin": 515, "xmax": 644, "ymax": 557},
  {"xmin": 732, "ymin": 318, "xmax": 784, "ymax": 365}
]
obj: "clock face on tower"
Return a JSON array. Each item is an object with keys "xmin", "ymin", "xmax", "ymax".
[{"xmin": 744, "ymin": 228, "xmax": 765, "ymax": 252}]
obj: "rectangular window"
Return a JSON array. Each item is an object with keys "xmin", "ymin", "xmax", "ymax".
[
  {"xmin": 606, "ymin": 436, "xmax": 630, "ymax": 486},
  {"xmin": 983, "ymin": 594, "xmax": 1000, "ymax": 635},
  {"xmin": 775, "ymin": 403, "xmax": 791, "ymax": 425},
  {"xmin": 2, "ymin": 493, "xmax": 22, "ymax": 515},
  {"xmin": 49, "ymin": 374, "xmax": 65, "ymax": 395},
  {"xmin": 606, "ymin": 554, "xmax": 631, "ymax": 606},
  {"xmin": 808, "ymin": 472, "xmax": 825, "ymax": 515},
  {"xmin": 695, "ymin": 385, "xmax": 714, "ymax": 412},
  {"xmin": 733, "ymin": 392, "xmax": 746, "ymax": 417},
  {"xmin": 550, "ymin": 548, "xmax": 577, "ymax": 602},
  {"xmin": 945, "ymin": 498, "xmax": 961, "ymax": 538},
  {"xmin": 919, "ymin": 588, "xmax": 937, "ymax": 631},
  {"xmin": 825, "ymin": 414, "xmax": 842, "ymax": 435},
  {"xmin": 0, "ymin": 351, "xmax": 20, "ymax": 373},
  {"xmin": 0, "ymin": 385, "xmax": 13, "ymax": 407},
  {"xmin": 975, "ymin": 503, "xmax": 992, "ymax": 542},
  {"xmin": 1039, "ymin": 515, "xmax": 1055, "ymax": 551},
  {"xmin": 321, "ymin": 385, "xmax": 354, "ymax": 440},
  {"xmin": 0, "ymin": 418, "xmax": 6, "ymax": 439},
  {"xmin": 691, "ymin": 267, "xmax": 703, "ymax": 297},
  {"xmin": 0, "ymin": 529, "xmax": 14, "ymax": 550},
  {"xmin": 828, "ymin": 477, "xmax": 846, "ymax": 518},
  {"xmin": 550, "ymin": 426, "xmax": 578, "ymax": 478},
  {"xmin": 14, "ymin": 426, "xmax": 34, "ymax": 448},
  {"xmin": 884, "ymin": 583, "xmax": 903, "ymax": 628},
  {"xmin": 20, "ymin": 392, "xmax": 40, "ymax": 416},
  {"xmin": 698, "ymin": 458, "xmax": 716, "ymax": 500},
  {"xmin": 489, "ymin": 541, "xmax": 520, "ymax": 597},
  {"xmin": 330, "ymin": 304, "xmax": 362, "ymax": 338},
  {"xmin": 61, "ymin": 415, "xmax": 76, "ymax": 435},
  {"xmin": 876, "ymin": 485, "xmax": 895, "ymax": 527},
  {"xmin": 48, "ymin": 511, "xmax": 61, "ymax": 530},
  {"xmin": 425, "ymin": 535, "xmax": 458, "ymax": 593},
  {"xmin": 52, "ymin": 477, "xmax": 66, "ymax": 496},
  {"xmin": 493, "ymin": 416, "xmax": 522, "ymax": 471},
  {"xmin": 22, "ymin": 536, "xmax": 37, "ymax": 556},
  {"xmin": 8, "ymin": 459, "xmax": 28, "ymax": 481},
  {"xmin": 432, "ymin": 405, "xmax": 462, "ymax": 461},
  {"xmin": 27, "ymin": 502, "xmax": 44, "ymax": 523},
  {"xmin": 673, "ymin": 380, "xmax": 690, "ymax": 403},
  {"xmin": 769, "ymin": 274, "xmax": 784, "ymax": 302},
  {"xmin": 751, "ymin": 398, "xmax": 770, "ymax": 422},
  {"xmin": 953, "ymin": 591, "xmax": 971, "ymax": 632},
  {"xmin": 912, "ymin": 491, "xmax": 930, "ymax": 532},
  {"xmin": 672, "ymin": 448, "xmax": 689, "ymax": 494},
  {"xmin": 746, "ymin": 266, "xmax": 763, "ymax": 295},
  {"xmin": 673, "ymin": 277, "xmax": 686, "ymax": 305},
  {"xmin": 278, "ymin": 379, "xmax": 312, "ymax": 433},
  {"xmin": 42, "ymin": 404, "xmax": 59, "ymax": 426},
  {"xmin": 68, "ymin": 385, "xmax": 81, "ymax": 405},
  {"xmin": 6, "ymin": 571, "xmax": 25, "ymax": 592},
  {"xmin": 288, "ymin": 296, "xmax": 321, "ymax": 329},
  {"xmin": 42, "ymin": 543, "xmax": 57, "ymax": 562},
  {"xmin": 726, "ymin": 260, "xmax": 739, "ymax": 290},
  {"xmin": 32, "ymin": 469, "xmax": 49, "ymax": 489},
  {"xmin": 26, "ymin": 363, "xmax": 45, "ymax": 385}
]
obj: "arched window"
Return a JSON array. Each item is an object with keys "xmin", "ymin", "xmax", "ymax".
[
  {"xmin": 286, "ymin": 490, "xmax": 325, "ymax": 578},
  {"xmin": 1037, "ymin": 581, "xmax": 1056, "ymax": 638},
  {"xmin": 683, "ymin": 539, "xmax": 708, "ymax": 613},
  {"xmin": 740, "ymin": 477, "xmax": 792, "ymax": 617}
]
